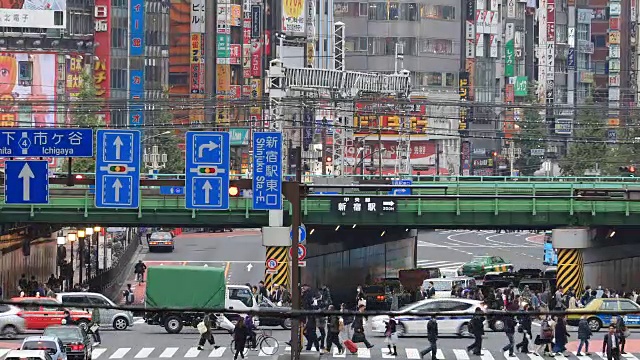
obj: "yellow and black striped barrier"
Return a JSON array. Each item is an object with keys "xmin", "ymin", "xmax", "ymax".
[
  {"xmin": 557, "ymin": 248, "xmax": 584, "ymax": 292},
  {"xmin": 264, "ymin": 246, "xmax": 289, "ymax": 291}
]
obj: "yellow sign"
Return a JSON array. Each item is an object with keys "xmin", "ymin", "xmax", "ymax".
[
  {"xmin": 216, "ymin": 64, "xmax": 230, "ymax": 94},
  {"xmin": 284, "ymin": 0, "xmax": 304, "ymax": 18},
  {"xmin": 306, "ymin": 42, "xmax": 315, "ymax": 66},
  {"xmin": 250, "ymin": 79, "xmax": 262, "ymax": 99},
  {"xmin": 609, "ymin": 31, "xmax": 620, "ymax": 45}
]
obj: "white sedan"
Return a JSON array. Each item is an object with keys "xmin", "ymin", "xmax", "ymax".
[{"xmin": 370, "ymin": 298, "xmax": 486, "ymax": 337}]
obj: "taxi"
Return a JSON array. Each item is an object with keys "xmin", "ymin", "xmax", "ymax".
[
  {"xmin": 11, "ymin": 297, "xmax": 92, "ymax": 330},
  {"xmin": 567, "ymin": 298, "xmax": 640, "ymax": 331},
  {"xmin": 461, "ymin": 255, "xmax": 513, "ymax": 278}
]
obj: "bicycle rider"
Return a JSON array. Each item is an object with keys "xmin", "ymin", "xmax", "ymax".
[
  {"xmin": 243, "ymin": 315, "xmax": 257, "ymax": 349},
  {"xmin": 134, "ymin": 260, "xmax": 147, "ymax": 283}
]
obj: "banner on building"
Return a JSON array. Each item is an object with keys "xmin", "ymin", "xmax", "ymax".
[
  {"xmin": 459, "ymin": 72, "xmax": 469, "ymax": 132},
  {"xmin": 93, "ymin": 0, "xmax": 111, "ymax": 124},
  {"xmin": 282, "ymin": 0, "xmax": 306, "ymax": 34},
  {"xmin": 251, "ymin": 40, "xmax": 262, "ymax": 77},
  {"xmin": 129, "ymin": 70, "xmax": 144, "ymax": 126},
  {"xmin": 216, "ymin": 65, "xmax": 231, "ymax": 96},
  {"xmin": 191, "ymin": 0, "xmax": 205, "ymax": 33},
  {"xmin": 514, "ymin": 76, "xmax": 527, "ymax": 96},
  {"xmin": 190, "ymin": 33, "xmax": 204, "ymax": 94},
  {"xmin": 251, "ymin": 5, "xmax": 261, "ymax": 38},
  {"xmin": 130, "ymin": 0, "xmax": 144, "ymax": 56},
  {"xmin": 505, "ymin": 23, "xmax": 515, "ymax": 76}
]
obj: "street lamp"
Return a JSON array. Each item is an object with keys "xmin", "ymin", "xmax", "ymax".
[
  {"xmin": 67, "ymin": 233, "xmax": 77, "ymax": 290},
  {"xmin": 77, "ymin": 230, "xmax": 86, "ymax": 284},
  {"xmin": 93, "ymin": 226, "xmax": 102, "ymax": 273},
  {"xmin": 85, "ymin": 228, "xmax": 94, "ymax": 279},
  {"xmin": 144, "ymin": 145, "xmax": 168, "ymax": 176}
]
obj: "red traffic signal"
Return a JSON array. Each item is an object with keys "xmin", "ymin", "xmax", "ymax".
[
  {"xmin": 620, "ymin": 166, "xmax": 637, "ymax": 173},
  {"xmin": 229, "ymin": 186, "xmax": 239, "ymax": 197}
]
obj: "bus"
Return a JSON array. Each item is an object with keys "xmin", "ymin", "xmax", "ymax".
[{"xmin": 543, "ymin": 231, "xmax": 558, "ymax": 266}]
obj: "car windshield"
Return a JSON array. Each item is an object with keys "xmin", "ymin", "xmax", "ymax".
[
  {"xmin": 22, "ymin": 341, "xmax": 57, "ymax": 354},
  {"xmin": 470, "ymin": 257, "xmax": 490, "ymax": 264},
  {"xmin": 43, "ymin": 327, "xmax": 81, "ymax": 341},
  {"xmin": 151, "ymin": 232, "xmax": 172, "ymax": 240}
]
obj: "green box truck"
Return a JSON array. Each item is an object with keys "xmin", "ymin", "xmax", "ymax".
[{"xmin": 143, "ymin": 265, "xmax": 258, "ymax": 333}]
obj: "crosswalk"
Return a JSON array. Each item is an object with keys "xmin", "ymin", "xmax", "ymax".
[
  {"xmin": 416, "ymin": 260, "xmax": 466, "ymax": 270},
  {"xmin": 0, "ymin": 346, "xmax": 633, "ymax": 359}
]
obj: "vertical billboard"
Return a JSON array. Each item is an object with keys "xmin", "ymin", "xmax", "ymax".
[
  {"xmin": 0, "ymin": 53, "xmax": 56, "ymax": 127},
  {"xmin": 94, "ymin": 0, "xmax": 111, "ymax": 125},
  {"xmin": 129, "ymin": 0, "xmax": 144, "ymax": 56},
  {"xmin": 459, "ymin": 72, "xmax": 470, "ymax": 133},
  {"xmin": 505, "ymin": 23, "xmax": 515, "ymax": 76},
  {"xmin": 0, "ymin": 0, "xmax": 65, "ymax": 28},
  {"xmin": 129, "ymin": 70, "xmax": 144, "ymax": 126},
  {"xmin": 282, "ymin": 0, "xmax": 305, "ymax": 34},
  {"xmin": 65, "ymin": 55, "xmax": 83, "ymax": 100},
  {"xmin": 190, "ymin": 0, "xmax": 205, "ymax": 126},
  {"xmin": 545, "ymin": 0, "xmax": 555, "ymax": 109},
  {"xmin": 537, "ymin": 0, "xmax": 547, "ymax": 102}
]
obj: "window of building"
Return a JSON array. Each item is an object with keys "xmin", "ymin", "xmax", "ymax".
[
  {"xmin": 445, "ymin": 72, "xmax": 455, "ymax": 87},
  {"xmin": 419, "ymin": 38, "xmax": 453, "ymax": 54},
  {"xmin": 368, "ymin": 3, "xmax": 388, "ymax": 20},
  {"xmin": 18, "ymin": 61, "xmax": 32, "ymax": 86},
  {"xmin": 593, "ymin": 60, "xmax": 606, "ymax": 75},
  {"xmin": 389, "ymin": 2, "xmax": 399, "ymax": 19},
  {"xmin": 592, "ymin": 34, "xmax": 606, "ymax": 48},
  {"xmin": 335, "ymin": 2, "xmax": 360, "ymax": 16},
  {"xmin": 577, "ymin": 24, "xmax": 589, "ymax": 41},
  {"xmin": 555, "ymin": 85, "xmax": 568, "ymax": 103},
  {"xmin": 556, "ymin": 24, "xmax": 568, "ymax": 43},
  {"xmin": 169, "ymin": 73, "xmax": 188, "ymax": 86},
  {"xmin": 420, "ymin": 5, "xmax": 456, "ymax": 20},
  {"xmin": 516, "ymin": 3, "xmax": 525, "ymax": 19},
  {"xmin": 399, "ymin": 37, "xmax": 417, "ymax": 55},
  {"xmin": 359, "ymin": 3, "xmax": 368, "ymax": 15},
  {"xmin": 577, "ymin": 53, "xmax": 589, "ymax": 70},
  {"xmin": 423, "ymin": 72, "xmax": 443, "ymax": 86},
  {"xmin": 399, "ymin": 3, "xmax": 419, "ymax": 21}
]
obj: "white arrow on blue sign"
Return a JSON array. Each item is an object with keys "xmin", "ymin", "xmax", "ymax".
[
  {"xmin": 95, "ymin": 130, "xmax": 141, "ymax": 209},
  {"xmin": 290, "ymin": 223, "xmax": 306, "ymax": 244},
  {"xmin": 185, "ymin": 131, "xmax": 230, "ymax": 210},
  {"xmin": 4, "ymin": 160, "xmax": 49, "ymax": 204}
]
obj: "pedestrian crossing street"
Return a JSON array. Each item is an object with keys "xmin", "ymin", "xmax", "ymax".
[{"xmin": 0, "ymin": 346, "xmax": 636, "ymax": 359}]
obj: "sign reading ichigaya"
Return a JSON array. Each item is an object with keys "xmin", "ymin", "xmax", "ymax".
[{"xmin": 332, "ymin": 197, "xmax": 397, "ymax": 213}]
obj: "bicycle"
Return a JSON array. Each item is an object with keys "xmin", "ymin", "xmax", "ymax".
[{"xmin": 230, "ymin": 329, "xmax": 279, "ymax": 357}]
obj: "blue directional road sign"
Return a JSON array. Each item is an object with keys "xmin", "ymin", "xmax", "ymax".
[
  {"xmin": 95, "ymin": 130, "xmax": 141, "ymax": 208},
  {"xmin": 185, "ymin": 131, "xmax": 230, "ymax": 210},
  {"xmin": 4, "ymin": 160, "xmax": 49, "ymax": 204},
  {"xmin": 0, "ymin": 128, "xmax": 93, "ymax": 157},
  {"xmin": 160, "ymin": 186, "xmax": 184, "ymax": 195},
  {"xmin": 389, "ymin": 179, "xmax": 412, "ymax": 195},
  {"xmin": 252, "ymin": 132, "xmax": 283, "ymax": 210},
  {"xmin": 290, "ymin": 223, "xmax": 307, "ymax": 244}
]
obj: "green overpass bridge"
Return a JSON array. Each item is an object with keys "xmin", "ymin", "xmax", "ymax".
[{"xmin": 3, "ymin": 176, "xmax": 640, "ymax": 228}]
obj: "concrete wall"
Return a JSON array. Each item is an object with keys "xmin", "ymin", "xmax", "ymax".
[
  {"xmin": 583, "ymin": 242, "xmax": 640, "ymax": 292},
  {"xmin": 0, "ymin": 239, "xmax": 57, "ymax": 298},
  {"xmin": 302, "ymin": 227, "xmax": 417, "ymax": 306}
]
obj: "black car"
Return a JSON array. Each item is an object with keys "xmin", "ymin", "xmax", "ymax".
[
  {"xmin": 43, "ymin": 325, "xmax": 92, "ymax": 360},
  {"xmin": 258, "ymin": 299, "xmax": 292, "ymax": 330}
]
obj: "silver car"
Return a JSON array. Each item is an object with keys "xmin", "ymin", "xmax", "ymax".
[
  {"xmin": 57, "ymin": 292, "xmax": 134, "ymax": 330},
  {"xmin": 0, "ymin": 304, "xmax": 26, "ymax": 338},
  {"xmin": 21, "ymin": 336, "xmax": 67, "ymax": 360}
]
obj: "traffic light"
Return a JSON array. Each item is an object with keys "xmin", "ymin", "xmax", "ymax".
[
  {"xmin": 491, "ymin": 151, "xmax": 498, "ymax": 157},
  {"xmin": 198, "ymin": 167, "xmax": 217, "ymax": 174},
  {"xmin": 326, "ymin": 156, "xmax": 332, "ymax": 163},
  {"xmin": 229, "ymin": 186, "xmax": 239, "ymax": 197},
  {"xmin": 107, "ymin": 165, "xmax": 127, "ymax": 174},
  {"xmin": 619, "ymin": 166, "xmax": 637, "ymax": 176}
]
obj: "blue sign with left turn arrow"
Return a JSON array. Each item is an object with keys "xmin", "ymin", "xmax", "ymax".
[
  {"xmin": 4, "ymin": 160, "xmax": 49, "ymax": 204},
  {"xmin": 95, "ymin": 130, "xmax": 141, "ymax": 208}
]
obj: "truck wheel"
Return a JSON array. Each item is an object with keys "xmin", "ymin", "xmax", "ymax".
[{"xmin": 164, "ymin": 316, "xmax": 183, "ymax": 334}]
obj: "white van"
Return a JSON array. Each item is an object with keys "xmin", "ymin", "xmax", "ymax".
[
  {"xmin": 422, "ymin": 277, "xmax": 477, "ymax": 298},
  {"xmin": 57, "ymin": 292, "xmax": 135, "ymax": 330}
]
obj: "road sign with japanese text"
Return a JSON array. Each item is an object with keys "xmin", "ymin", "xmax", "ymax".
[
  {"xmin": 0, "ymin": 128, "xmax": 93, "ymax": 157},
  {"xmin": 252, "ymin": 132, "xmax": 283, "ymax": 210}
]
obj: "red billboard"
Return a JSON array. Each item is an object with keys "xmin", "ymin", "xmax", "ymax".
[
  {"xmin": 93, "ymin": 0, "xmax": 111, "ymax": 124},
  {"xmin": 343, "ymin": 140, "xmax": 448, "ymax": 175},
  {"xmin": 353, "ymin": 99, "xmax": 428, "ymax": 136}
]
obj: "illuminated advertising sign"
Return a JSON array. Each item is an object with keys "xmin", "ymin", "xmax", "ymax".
[
  {"xmin": 0, "ymin": 0, "xmax": 65, "ymax": 28},
  {"xmin": 282, "ymin": 0, "xmax": 305, "ymax": 34},
  {"xmin": 353, "ymin": 100, "xmax": 427, "ymax": 136},
  {"xmin": 130, "ymin": 0, "xmax": 144, "ymax": 56},
  {"xmin": 0, "ymin": 53, "xmax": 56, "ymax": 127},
  {"xmin": 190, "ymin": 33, "xmax": 204, "ymax": 94},
  {"xmin": 129, "ymin": 70, "xmax": 144, "ymax": 126},
  {"xmin": 65, "ymin": 55, "xmax": 83, "ymax": 99},
  {"xmin": 93, "ymin": 0, "xmax": 111, "ymax": 125},
  {"xmin": 251, "ymin": 40, "xmax": 262, "ymax": 77}
]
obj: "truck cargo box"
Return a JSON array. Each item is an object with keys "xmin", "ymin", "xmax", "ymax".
[{"xmin": 145, "ymin": 265, "xmax": 226, "ymax": 309}]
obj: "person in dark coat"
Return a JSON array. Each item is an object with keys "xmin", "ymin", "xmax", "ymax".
[
  {"xmin": 502, "ymin": 315, "xmax": 517, "ymax": 357},
  {"xmin": 466, "ymin": 308, "xmax": 485, "ymax": 355},
  {"xmin": 326, "ymin": 305, "xmax": 344, "ymax": 354},
  {"xmin": 352, "ymin": 304, "xmax": 374, "ymax": 348},
  {"xmin": 603, "ymin": 324, "xmax": 622, "ymax": 360},
  {"xmin": 419, "ymin": 315, "xmax": 439, "ymax": 360},
  {"xmin": 197, "ymin": 314, "xmax": 220, "ymax": 350},
  {"xmin": 233, "ymin": 320, "xmax": 249, "ymax": 360},
  {"xmin": 553, "ymin": 316, "xmax": 569, "ymax": 355},
  {"xmin": 577, "ymin": 315, "xmax": 593, "ymax": 356},
  {"xmin": 516, "ymin": 305, "xmax": 532, "ymax": 353},
  {"xmin": 304, "ymin": 316, "xmax": 320, "ymax": 351},
  {"xmin": 615, "ymin": 315, "xmax": 627, "ymax": 354}
]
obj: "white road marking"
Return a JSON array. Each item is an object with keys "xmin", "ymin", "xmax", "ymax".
[
  {"xmin": 381, "ymin": 348, "xmax": 396, "ymax": 358},
  {"xmin": 134, "ymin": 348, "xmax": 154, "ymax": 358},
  {"xmin": 436, "ymin": 349, "xmax": 445, "ymax": 359},
  {"xmin": 184, "ymin": 347, "xmax": 201, "ymax": 358},
  {"xmin": 333, "ymin": 346, "xmax": 346, "ymax": 357},
  {"xmin": 209, "ymin": 347, "xmax": 227, "ymax": 357},
  {"xmin": 91, "ymin": 348, "xmax": 107, "ymax": 359},
  {"xmin": 357, "ymin": 348, "xmax": 371, "ymax": 358},
  {"xmin": 0, "ymin": 350, "xmax": 10, "ymax": 358},
  {"xmin": 109, "ymin": 348, "xmax": 131, "ymax": 359},
  {"xmin": 453, "ymin": 349, "xmax": 470, "ymax": 360},
  {"xmin": 159, "ymin": 347, "xmax": 179, "ymax": 358},
  {"xmin": 258, "ymin": 347, "xmax": 274, "ymax": 356},
  {"xmin": 480, "ymin": 349, "xmax": 495, "ymax": 360},
  {"xmin": 406, "ymin": 348, "xmax": 421, "ymax": 359}
]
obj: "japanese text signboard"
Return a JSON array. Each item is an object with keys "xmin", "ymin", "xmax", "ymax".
[
  {"xmin": 332, "ymin": 196, "xmax": 397, "ymax": 213},
  {"xmin": 129, "ymin": 0, "xmax": 144, "ymax": 56},
  {"xmin": 252, "ymin": 132, "xmax": 282, "ymax": 210}
]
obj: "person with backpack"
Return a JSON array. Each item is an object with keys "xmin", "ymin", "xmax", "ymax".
[
  {"xmin": 466, "ymin": 308, "xmax": 485, "ymax": 355},
  {"xmin": 123, "ymin": 284, "xmax": 134, "ymax": 305},
  {"xmin": 576, "ymin": 315, "xmax": 593, "ymax": 356},
  {"xmin": 326, "ymin": 305, "xmax": 344, "ymax": 355},
  {"xmin": 134, "ymin": 260, "xmax": 147, "ymax": 283},
  {"xmin": 615, "ymin": 315, "xmax": 628, "ymax": 354},
  {"xmin": 384, "ymin": 315, "xmax": 398, "ymax": 356},
  {"xmin": 196, "ymin": 313, "xmax": 220, "ymax": 351},
  {"xmin": 535, "ymin": 315, "xmax": 554, "ymax": 356},
  {"xmin": 419, "ymin": 315, "xmax": 439, "ymax": 360}
]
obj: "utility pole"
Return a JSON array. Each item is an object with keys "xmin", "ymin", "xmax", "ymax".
[
  {"xmin": 377, "ymin": 127, "xmax": 383, "ymax": 178},
  {"xmin": 435, "ymin": 142, "xmax": 441, "ymax": 176},
  {"xmin": 204, "ymin": 0, "xmax": 215, "ymax": 126},
  {"xmin": 321, "ymin": 117, "xmax": 327, "ymax": 175},
  {"xmin": 509, "ymin": 141, "xmax": 515, "ymax": 176}
]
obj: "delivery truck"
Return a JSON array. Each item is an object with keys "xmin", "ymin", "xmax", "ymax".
[{"xmin": 143, "ymin": 265, "xmax": 259, "ymax": 333}]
